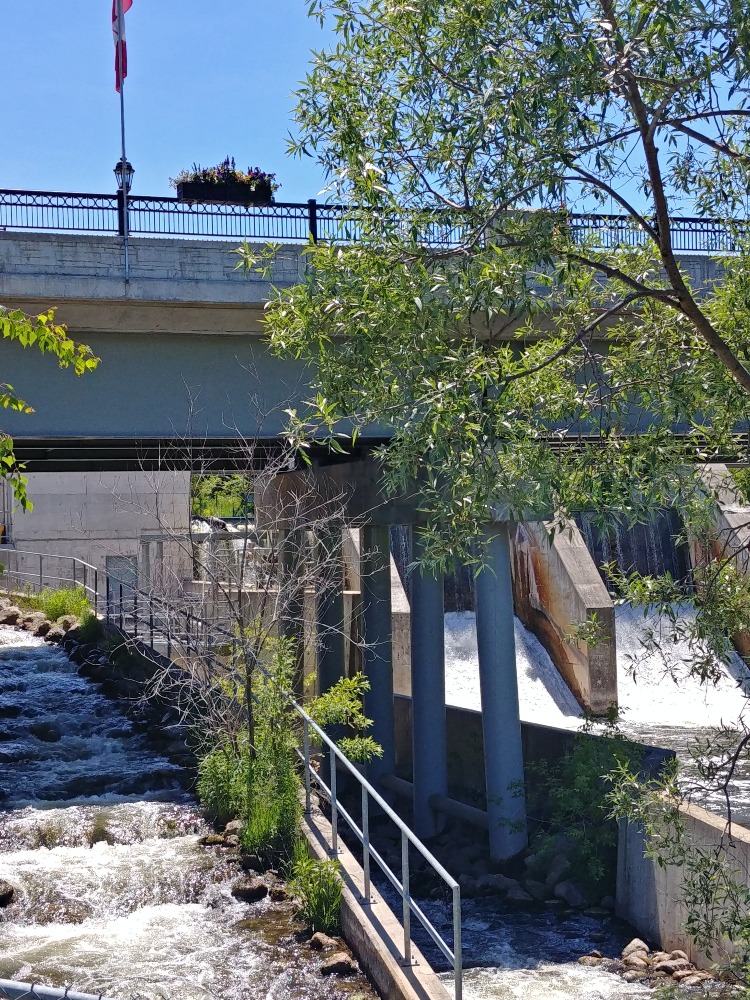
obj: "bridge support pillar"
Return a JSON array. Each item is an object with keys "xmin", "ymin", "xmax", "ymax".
[
  {"xmin": 410, "ymin": 529, "xmax": 447, "ymax": 838},
  {"xmin": 475, "ymin": 523, "xmax": 528, "ymax": 861},
  {"xmin": 279, "ymin": 528, "xmax": 306, "ymax": 696},
  {"xmin": 361, "ymin": 524, "xmax": 395, "ymax": 798},
  {"xmin": 315, "ymin": 524, "xmax": 345, "ymax": 695}
]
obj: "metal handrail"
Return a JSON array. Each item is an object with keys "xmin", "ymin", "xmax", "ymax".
[
  {"xmin": 0, "ymin": 549, "xmax": 102, "ymax": 615},
  {"xmin": 0, "ymin": 187, "xmax": 747, "ymax": 253},
  {"xmin": 0, "ymin": 982, "xmax": 111, "ymax": 1000},
  {"xmin": 297, "ymin": 709, "xmax": 462, "ymax": 999}
]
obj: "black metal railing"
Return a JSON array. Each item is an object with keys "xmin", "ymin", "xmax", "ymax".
[{"xmin": 0, "ymin": 188, "xmax": 746, "ymax": 253}]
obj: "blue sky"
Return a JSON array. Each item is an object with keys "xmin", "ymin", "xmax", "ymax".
[{"xmin": 0, "ymin": 1, "xmax": 330, "ymax": 203}]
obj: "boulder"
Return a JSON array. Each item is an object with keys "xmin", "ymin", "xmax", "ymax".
[
  {"xmin": 231, "ymin": 876, "xmax": 268, "ymax": 903},
  {"xmin": 45, "ymin": 625, "xmax": 66, "ymax": 643},
  {"xmin": 29, "ymin": 721, "xmax": 63, "ymax": 743},
  {"xmin": 524, "ymin": 879, "xmax": 551, "ymax": 901},
  {"xmin": 653, "ymin": 958, "xmax": 692, "ymax": 975},
  {"xmin": 240, "ymin": 853, "xmax": 265, "ymax": 873},
  {"xmin": 0, "ymin": 597, "xmax": 11, "ymax": 610},
  {"xmin": 309, "ymin": 931, "xmax": 340, "ymax": 951},
  {"xmin": 320, "ymin": 952, "xmax": 357, "ymax": 977},
  {"xmin": 0, "ymin": 879, "xmax": 14, "ymax": 907},
  {"xmin": 57, "ymin": 615, "xmax": 79, "ymax": 632},
  {"xmin": 506, "ymin": 885, "xmax": 534, "ymax": 903},
  {"xmin": 578, "ymin": 956, "xmax": 601, "ymax": 967},
  {"xmin": 0, "ymin": 606, "xmax": 21, "ymax": 625},
  {"xmin": 621, "ymin": 970, "xmax": 647, "ymax": 983},
  {"xmin": 21, "ymin": 611, "xmax": 47, "ymax": 631},
  {"xmin": 269, "ymin": 885, "xmax": 289, "ymax": 902},
  {"xmin": 600, "ymin": 894, "xmax": 616, "ymax": 910},
  {"xmin": 545, "ymin": 854, "xmax": 571, "ymax": 887},
  {"xmin": 224, "ymin": 819, "xmax": 243, "ymax": 835},
  {"xmin": 475, "ymin": 872, "xmax": 519, "ymax": 893},
  {"xmin": 553, "ymin": 880, "xmax": 589, "ymax": 907},
  {"xmin": 621, "ymin": 938, "xmax": 650, "ymax": 959},
  {"xmin": 623, "ymin": 955, "xmax": 649, "ymax": 970},
  {"xmin": 669, "ymin": 950, "xmax": 689, "ymax": 961}
]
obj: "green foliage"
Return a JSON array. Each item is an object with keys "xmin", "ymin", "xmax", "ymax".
[
  {"xmin": 197, "ymin": 733, "xmax": 251, "ymax": 827},
  {"xmin": 527, "ymin": 725, "xmax": 641, "ymax": 896},
  {"xmin": 289, "ymin": 840, "xmax": 343, "ymax": 933},
  {"xmin": 1, "ymin": 307, "xmax": 98, "ymax": 510},
  {"xmin": 307, "ymin": 672, "xmax": 383, "ymax": 763},
  {"xmin": 191, "ymin": 474, "xmax": 254, "ymax": 519},
  {"xmin": 26, "ymin": 585, "xmax": 92, "ymax": 623}
]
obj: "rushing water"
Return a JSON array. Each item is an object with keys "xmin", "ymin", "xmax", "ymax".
[
  {"xmin": 444, "ymin": 605, "xmax": 750, "ymax": 823},
  {"xmin": 0, "ymin": 627, "xmax": 374, "ymax": 1000}
]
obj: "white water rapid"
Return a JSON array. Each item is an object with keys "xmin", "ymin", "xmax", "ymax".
[{"xmin": 0, "ymin": 626, "xmax": 375, "ymax": 1000}]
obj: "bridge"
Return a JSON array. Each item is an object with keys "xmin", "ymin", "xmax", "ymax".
[{"xmin": 0, "ymin": 188, "xmax": 733, "ymax": 470}]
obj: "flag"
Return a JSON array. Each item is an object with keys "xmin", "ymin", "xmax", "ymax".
[{"xmin": 112, "ymin": 0, "xmax": 133, "ymax": 93}]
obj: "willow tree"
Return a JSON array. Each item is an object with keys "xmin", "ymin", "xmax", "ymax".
[
  {"xmin": 2, "ymin": 307, "xmax": 98, "ymax": 509},
  {"xmin": 251, "ymin": 0, "xmax": 750, "ymax": 969}
]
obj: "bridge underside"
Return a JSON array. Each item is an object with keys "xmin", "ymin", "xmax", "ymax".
[{"xmin": 10, "ymin": 436, "xmax": 391, "ymax": 473}]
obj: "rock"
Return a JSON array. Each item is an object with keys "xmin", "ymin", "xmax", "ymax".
[
  {"xmin": 506, "ymin": 886, "xmax": 534, "ymax": 903},
  {"xmin": 0, "ymin": 597, "xmax": 10, "ymax": 610},
  {"xmin": 199, "ymin": 833, "xmax": 227, "ymax": 847},
  {"xmin": 623, "ymin": 955, "xmax": 649, "ymax": 970},
  {"xmin": 621, "ymin": 970, "xmax": 647, "ymax": 983},
  {"xmin": 224, "ymin": 834, "xmax": 240, "ymax": 848},
  {"xmin": 45, "ymin": 625, "xmax": 66, "ymax": 643},
  {"xmin": 669, "ymin": 949, "xmax": 689, "ymax": 961},
  {"xmin": 679, "ymin": 975, "xmax": 706, "ymax": 987},
  {"xmin": 621, "ymin": 938, "xmax": 650, "ymax": 959},
  {"xmin": 21, "ymin": 612, "xmax": 47, "ymax": 631},
  {"xmin": 553, "ymin": 880, "xmax": 589, "ymax": 908},
  {"xmin": 269, "ymin": 886, "xmax": 288, "ymax": 902},
  {"xmin": 0, "ymin": 879, "xmax": 14, "ymax": 907},
  {"xmin": 545, "ymin": 854, "xmax": 571, "ymax": 887},
  {"xmin": 231, "ymin": 876, "xmax": 268, "ymax": 902},
  {"xmin": 588, "ymin": 950, "xmax": 602, "ymax": 958},
  {"xmin": 309, "ymin": 931, "xmax": 340, "ymax": 951},
  {"xmin": 673, "ymin": 968, "xmax": 699, "ymax": 982},
  {"xmin": 524, "ymin": 879, "xmax": 551, "ymax": 901},
  {"xmin": 32, "ymin": 618, "xmax": 53, "ymax": 637},
  {"xmin": 653, "ymin": 958, "xmax": 692, "ymax": 975},
  {"xmin": 0, "ymin": 606, "xmax": 21, "ymax": 625},
  {"xmin": 57, "ymin": 615, "xmax": 79, "ymax": 632},
  {"xmin": 578, "ymin": 956, "xmax": 601, "ymax": 966},
  {"xmin": 224, "ymin": 819, "xmax": 243, "ymax": 835},
  {"xmin": 320, "ymin": 952, "xmax": 357, "ymax": 977},
  {"xmin": 29, "ymin": 722, "xmax": 62, "ymax": 743},
  {"xmin": 240, "ymin": 853, "xmax": 265, "ymax": 873},
  {"xmin": 600, "ymin": 895, "xmax": 616, "ymax": 910},
  {"xmin": 476, "ymin": 873, "xmax": 519, "ymax": 893}
]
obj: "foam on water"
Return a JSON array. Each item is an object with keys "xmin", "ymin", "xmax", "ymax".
[
  {"xmin": 615, "ymin": 602, "xmax": 750, "ymax": 728},
  {"xmin": 444, "ymin": 611, "xmax": 582, "ymax": 727},
  {"xmin": 445, "ymin": 604, "xmax": 750, "ymax": 732}
]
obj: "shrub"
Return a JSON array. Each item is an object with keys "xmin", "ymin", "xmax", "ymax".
[
  {"xmin": 197, "ymin": 734, "xmax": 251, "ymax": 827},
  {"xmin": 28, "ymin": 585, "xmax": 92, "ymax": 623},
  {"xmin": 289, "ymin": 842, "xmax": 343, "ymax": 933}
]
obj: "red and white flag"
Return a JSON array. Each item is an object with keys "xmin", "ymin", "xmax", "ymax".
[{"xmin": 112, "ymin": 0, "xmax": 133, "ymax": 93}]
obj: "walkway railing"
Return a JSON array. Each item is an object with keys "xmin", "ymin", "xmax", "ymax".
[
  {"xmin": 0, "ymin": 187, "xmax": 747, "ymax": 253},
  {"xmin": 0, "ymin": 548, "xmax": 463, "ymax": 999},
  {"xmin": 0, "ymin": 982, "xmax": 111, "ymax": 1000}
]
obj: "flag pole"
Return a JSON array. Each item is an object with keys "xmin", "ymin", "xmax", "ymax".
[{"xmin": 117, "ymin": 0, "xmax": 130, "ymax": 282}]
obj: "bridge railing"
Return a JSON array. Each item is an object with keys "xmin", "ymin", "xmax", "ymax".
[{"xmin": 0, "ymin": 187, "xmax": 746, "ymax": 253}]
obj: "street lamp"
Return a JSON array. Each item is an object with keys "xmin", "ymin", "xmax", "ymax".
[
  {"xmin": 114, "ymin": 158, "xmax": 134, "ymax": 193},
  {"xmin": 114, "ymin": 159, "xmax": 134, "ymax": 237}
]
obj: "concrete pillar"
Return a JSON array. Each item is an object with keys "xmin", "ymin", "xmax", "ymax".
[
  {"xmin": 315, "ymin": 524, "xmax": 345, "ymax": 694},
  {"xmin": 279, "ymin": 528, "xmax": 305, "ymax": 696},
  {"xmin": 361, "ymin": 524, "xmax": 395, "ymax": 793},
  {"xmin": 410, "ymin": 529, "xmax": 447, "ymax": 837},
  {"xmin": 475, "ymin": 523, "xmax": 528, "ymax": 860}
]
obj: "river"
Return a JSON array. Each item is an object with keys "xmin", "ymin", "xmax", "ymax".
[{"xmin": 0, "ymin": 626, "xmax": 374, "ymax": 1000}]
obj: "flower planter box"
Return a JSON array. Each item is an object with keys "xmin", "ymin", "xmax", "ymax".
[{"xmin": 176, "ymin": 181, "xmax": 274, "ymax": 206}]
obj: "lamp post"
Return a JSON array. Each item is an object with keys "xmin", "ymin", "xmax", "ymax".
[{"xmin": 114, "ymin": 158, "xmax": 134, "ymax": 237}]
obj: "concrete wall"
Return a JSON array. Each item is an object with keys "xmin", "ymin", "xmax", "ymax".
[
  {"xmin": 7, "ymin": 470, "xmax": 191, "ymax": 585},
  {"xmin": 690, "ymin": 464, "xmax": 750, "ymax": 656},
  {"xmin": 510, "ymin": 520, "xmax": 617, "ymax": 714},
  {"xmin": 618, "ymin": 803, "xmax": 750, "ymax": 968}
]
